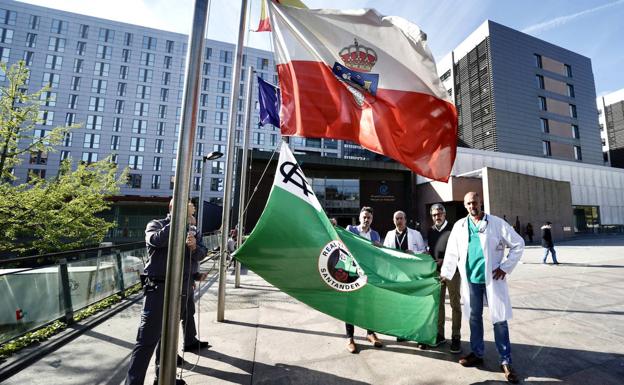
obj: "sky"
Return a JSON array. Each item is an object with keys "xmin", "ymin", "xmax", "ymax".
[{"xmin": 18, "ymin": 0, "xmax": 624, "ymax": 96}]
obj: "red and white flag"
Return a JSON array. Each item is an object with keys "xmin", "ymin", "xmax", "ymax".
[{"xmin": 268, "ymin": 2, "xmax": 457, "ymax": 181}]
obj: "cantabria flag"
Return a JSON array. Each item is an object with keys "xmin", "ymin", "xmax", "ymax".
[{"xmin": 233, "ymin": 142, "xmax": 440, "ymax": 343}]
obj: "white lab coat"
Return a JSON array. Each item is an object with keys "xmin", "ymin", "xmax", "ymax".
[
  {"xmin": 383, "ymin": 227, "xmax": 426, "ymax": 253},
  {"xmin": 440, "ymin": 214, "xmax": 524, "ymax": 323}
]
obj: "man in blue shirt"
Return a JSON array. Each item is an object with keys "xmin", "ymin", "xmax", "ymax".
[
  {"xmin": 441, "ymin": 192, "xmax": 524, "ymax": 384},
  {"xmin": 344, "ymin": 206, "xmax": 382, "ymax": 353}
]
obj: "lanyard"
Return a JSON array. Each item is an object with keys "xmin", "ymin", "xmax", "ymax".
[{"xmin": 395, "ymin": 230, "xmax": 407, "ymax": 249}]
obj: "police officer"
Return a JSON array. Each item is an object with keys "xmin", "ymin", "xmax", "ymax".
[{"xmin": 125, "ymin": 201, "xmax": 209, "ymax": 385}]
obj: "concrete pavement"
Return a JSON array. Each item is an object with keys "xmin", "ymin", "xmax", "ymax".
[{"xmin": 4, "ymin": 236, "xmax": 624, "ymax": 384}]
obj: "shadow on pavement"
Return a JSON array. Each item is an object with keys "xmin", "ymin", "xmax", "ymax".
[{"xmin": 188, "ymin": 349, "xmax": 370, "ymax": 385}]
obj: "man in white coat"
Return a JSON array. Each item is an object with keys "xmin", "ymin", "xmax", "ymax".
[
  {"xmin": 383, "ymin": 210, "xmax": 426, "ymax": 254},
  {"xmin": 440, "ymin": 192, "xmax": 523, "ymax": 384}
]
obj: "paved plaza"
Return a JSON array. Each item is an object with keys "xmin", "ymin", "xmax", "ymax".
[{"xmin": 4, "ymin": 236, "xmax": 624, "ymax": 384}]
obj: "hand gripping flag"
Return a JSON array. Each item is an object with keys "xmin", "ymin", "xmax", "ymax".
[
  {"xmin": 267, "ymin": 2, "xmax": 458, "ymax": 181},
  {"xmin": 233, "ymin": 142, "xmax": 440, "ymax": 343}
]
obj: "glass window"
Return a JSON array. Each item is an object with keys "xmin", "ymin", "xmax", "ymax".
[
  {"xmin": 124, "ymin": 32, "xmax": 133, "ymax": 46},
  {"xmin": 73, "ymin": 58, "xmax": 83, "ymax": 73},
  {"xmin": 79, "ymin": 24, "xmax": 89, "ymax": 39},
  {"xmin": 83, "ymin": 133, "xmax": 100, "ymax": 149},
  {"xmin": 132, "ymin": 119, "xmax": 147, "ymax": 133},
  {"xmin": 26, "ymin": 32, "xmax": 37, "ymax": 48},
  {"xmin": 569, "ymin": 104, "xmax": 577, "ymax": 118},
  {"xmin": 142, "ymin": 36, "xmax": 157, "ymax": 50},
  {"xmin": 574, "ymin": 146, "xmax": 582, "ymax": 160},
  {"xmin": 45, "ymin": 54, "xmax": 63, "ymax": 70},
  {"xmin": 48, "ymin": 37, "xmax": 66, "ymax": 52},
  {"xmin": 23, "ymin": 51, "xmax": 35, "ymax": 65},
  {"xmin": 136, "ymin": 85, "xmax": 151, "ymax": 99},
  {"xmin": 39, "ymin": 91, "xmax": 56, "ymax": 107},
  {"xmin": 91, "ymin": 79, "xmax": 107, "ymax": 94},
  {"xmin": 538, "ymin": 96, "xmax": 547, "ymax": 111},
  {"xmin": 50, "ymin": 19, "xmax": 67, "ymax": 34},
  {"xmin": 542, "ymin": 140, "xmax": 551, "ymax": 156},
  {"xmin": 534, "ymin": 54, "xmax": 542, "ymax": 68},
  {"xmin": 564, "ymin": 64, "xmax": 572, "ymax": 77},
  {"xmin": 117, "ymin": 82, "xmax": 127, "ymax": 96},
  {"xmin": 110, "ymin": 135, "xmax": 120, "ymax": 150},
  {"xmin": 99, "ymin": 28, "xmax": 115, "ymax": 43},
  {"xmin": 97, "ymin": 44, "xmax": 112, "ymax": 60},
  {"xmin": 70, "ymin": 76, "xmax": 81, "ymax": 91},
  {"xmin": 122, "ymin": 48, "xmax": 131, "ymax": 63},
  {"xmin": 210, "ymin": 177, "xmax": 223, "ymax": 191},
  {"xmin": 153, "ymin": 157, "xmax": 162, "ymax": 171},
  {"xmin": 139, "ymin": 68, "xmax": 153, "ymax": 82},
  {"xmin": 134, "ymin": 102, "xmax": 149, "ymax": 116},
  {"xmin": 113, "ymin": 117, "xmax": 123, "ymax": 132},
  {"xmin": 151, "ymin": 175, "xmax": 161, "ymax": 189},
  {"xmin": 42, "ymin": 72, "xmax": 60, "ymax": 88},
  {"xmin": 130, "ymin": 137, "xmax": 145, "ymax": 152},
  {"xmin": 567, "ymin": 84, "xmax": 575, "ymax": 98},
  {"xmin": 166, "ymin": 40, "xmax": 174, "ymax": 53},
  {"xmin": 86, "ymin": 115, "xmax": 103, "ymax": 130},
  {"xmin": 572, "ymin": 124, "xmax": 580, "ymax": 139},
  {"xmin": 93, "ymin": 62, "xmax": 110, "ymax": 76},
  {"xmin": 119, "ymin": 65, "xmax": 129, "ymax": 79},
  {"xmin": 155, "ymin": 139, "xmax": 164, "ymax": 153},
  {"xmin": 140, "ymin": 52, "xmax": 154, "ymax": 66},
  {"xmin": 127, "ymin": 174, "xmax": 142, "ymax": 188},
  {"xmin": 0, "ymin": 27, "xmax": 13, "ymax": 43},
  {"xmin": 540, "ymin": 118, "xmax": 549, "ymax": 133},
  {"xmin": 0, "ymin": 9, "xmax": 17, "ymax": 25},
  {"xmin": 88, "ymin": 96, "xmax": 105, "ymax": 112},
  {"xmin": 535, "ymin": 74, "xmax": 544, "ymax": 89},
  {"xmin": 76, "ymin": 41, "xmax": 86, "ymax": 55},
  {"xmin": 219, "ymin": 50, "xmax": 232, "ymax": 63},
  {"xmin": 81, "ymin": 152, "xmax": 98, "ymax": 164},
  {"xmin": 29, "ymin": 15, "xmax": 40, "ymax": 30}
]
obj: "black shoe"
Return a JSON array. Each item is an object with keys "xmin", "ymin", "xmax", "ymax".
[
  {"xmin": 153, "ymin": 379, "xmax": 186, "ymax": 385},
  {"xmin": 396, "ymin": 337, "xmax": 407, "ymax": 342},
  {"xmin": 417, "ymin": 342, "xmax": 429, "ymax": 350},
  {"xmin": 183, "ymin": 340, "xmax": 211, "ymax": 351},
  {"xmin": 450, "ymin": 337, "xmax": 461, "ymax": 354},
  {"xmin": 432, "ymin": 333, "xmax": 446, "ymax": 347}
]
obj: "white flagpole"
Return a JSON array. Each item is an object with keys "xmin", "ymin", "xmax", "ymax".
[{"xmin": 217, "ymin": 0, "xmax": 249, "ymax": 322}]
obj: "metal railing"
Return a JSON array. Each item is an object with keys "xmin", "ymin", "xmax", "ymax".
[
  {"xmin": 0, "ymin": 231, "xmax": 221, "ymax": 346},
  {"xmin": 0, "ymin": 242, "xmax": 148, "ymax": 345}
]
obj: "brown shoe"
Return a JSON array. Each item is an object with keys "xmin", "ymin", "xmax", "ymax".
[
  {"xmin": 459, "ymin": 352, "xmax": 483, "ymax": 367},
  {"xmin": 347, "ymin": 339, "xmax": 358, "ymax": 353},
  {"xmin": 367, "ymin": 333, "xmax": 383, "ymax": 348},
  {"xmin": 501, "ymin": 364, "xmax": 519, "ymax": 383}
]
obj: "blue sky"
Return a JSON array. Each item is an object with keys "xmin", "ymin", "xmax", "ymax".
[{"xmin": 19, "ymin": 0, "xmax": 624, "ymax": 95}]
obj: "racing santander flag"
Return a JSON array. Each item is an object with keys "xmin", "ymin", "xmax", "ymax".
[
  {"xmin": 258, "ymin": 76, "xmax": 281, "ymax": 127},
  {"xmin": 233, "ymin": 142, "xmax": 440, "ymax": 343},
  {"xmin": 267, "ymin": 2, "xmax": 457, "ymax": 181}
]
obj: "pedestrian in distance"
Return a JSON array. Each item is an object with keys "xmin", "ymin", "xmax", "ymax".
[{"xmin": 541, "ymin": 222, "xmax": 559, "ymax": 264}]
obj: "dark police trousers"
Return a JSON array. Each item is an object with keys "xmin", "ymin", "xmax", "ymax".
[{"xmin": 125, "ymin": 280, "xmax": 196, "ymax": 385}]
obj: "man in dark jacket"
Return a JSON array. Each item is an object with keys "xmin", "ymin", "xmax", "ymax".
[
  {"xmin": 125, "ymin": 201, "xmax": 209, "ymax": 385},
  {"xmin": 426, "ymin": 203, "xmax": 462, "ymax": 353},
  {"xmin": 541, "ymin": 222, "xmax": 559, "ymax": 264}
]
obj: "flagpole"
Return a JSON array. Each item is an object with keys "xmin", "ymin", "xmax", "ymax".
[
  {"xmin": 217, "ymin": 0, "xmax": 249, "ymax": 322},
  {"xmin": 158, "ymin": 0, "xmax": 209, "ymax": 383},
  {"xmin": 235, "ymin": 66, "xmax": 255, "ymax": 288}
]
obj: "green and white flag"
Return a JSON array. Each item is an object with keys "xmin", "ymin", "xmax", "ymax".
[{"xmin": 234, "ymin": 142, "xmax": 440, "ymax": 343}]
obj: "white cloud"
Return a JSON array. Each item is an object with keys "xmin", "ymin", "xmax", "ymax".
[{"xmin": 522, "ymin": 0, "xmax": 624, "ymax": 34}]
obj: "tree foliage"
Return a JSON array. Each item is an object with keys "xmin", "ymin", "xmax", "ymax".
[{"xmin": 0, "ymin": 62, "xmax": 126, "ymax": 256}]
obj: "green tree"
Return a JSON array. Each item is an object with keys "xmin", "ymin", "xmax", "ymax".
[{"xmin": 0, "ymin": 61, "xmax": 126, "ymax": 256}]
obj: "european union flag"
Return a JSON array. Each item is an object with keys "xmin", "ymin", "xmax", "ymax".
[{"xmin": 258, "ymin": 76, "xmax": 280, "ymax": 127}]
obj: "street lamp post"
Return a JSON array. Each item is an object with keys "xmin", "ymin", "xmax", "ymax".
[{"xmin": 197, "ymin": 151, "xmax": 224, "ymax": 236}]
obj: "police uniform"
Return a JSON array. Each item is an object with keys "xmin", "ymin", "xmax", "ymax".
[{"xmin": 125, "ymin": 215, "xmax": 207, "ymax": 385}]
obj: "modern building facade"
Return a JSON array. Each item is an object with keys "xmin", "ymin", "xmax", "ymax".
[
  {"xmin": 0, "ymin": 0, "xmax": 344, "ymax": 205},
  {"xmin": 597, "ymin": 88, "xmax": 624, "ymax": 168},
  {"xmin": 437, "ymin": 20, "xmax": 604, "ymax": 165}
]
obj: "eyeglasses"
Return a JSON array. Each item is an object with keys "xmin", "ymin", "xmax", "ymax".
[{"xmin": 431, "ymin": 213, "xmax": 444, "ymax": 217}]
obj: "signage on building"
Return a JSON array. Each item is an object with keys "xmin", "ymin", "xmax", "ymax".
[{"xmin": 370, "ymin": 181, "xmax": 396, "ymax": 202}]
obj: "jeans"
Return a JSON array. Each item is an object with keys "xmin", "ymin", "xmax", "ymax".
[
  {"xmin": 468, "ymin": 282, "xmax": 512, "ymax": 365},
  {"xmin": 543, "ymin": 247, "xmax": 558, "ymax": 264}
]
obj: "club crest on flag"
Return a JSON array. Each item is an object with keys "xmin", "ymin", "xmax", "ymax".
[
  {"xmin": 318, "ymin": 240, "xmax": 367, "ymax": 292},
  {"xmin": 332, "ymin": 39, "xmax": 379, "ymax": 106}
]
